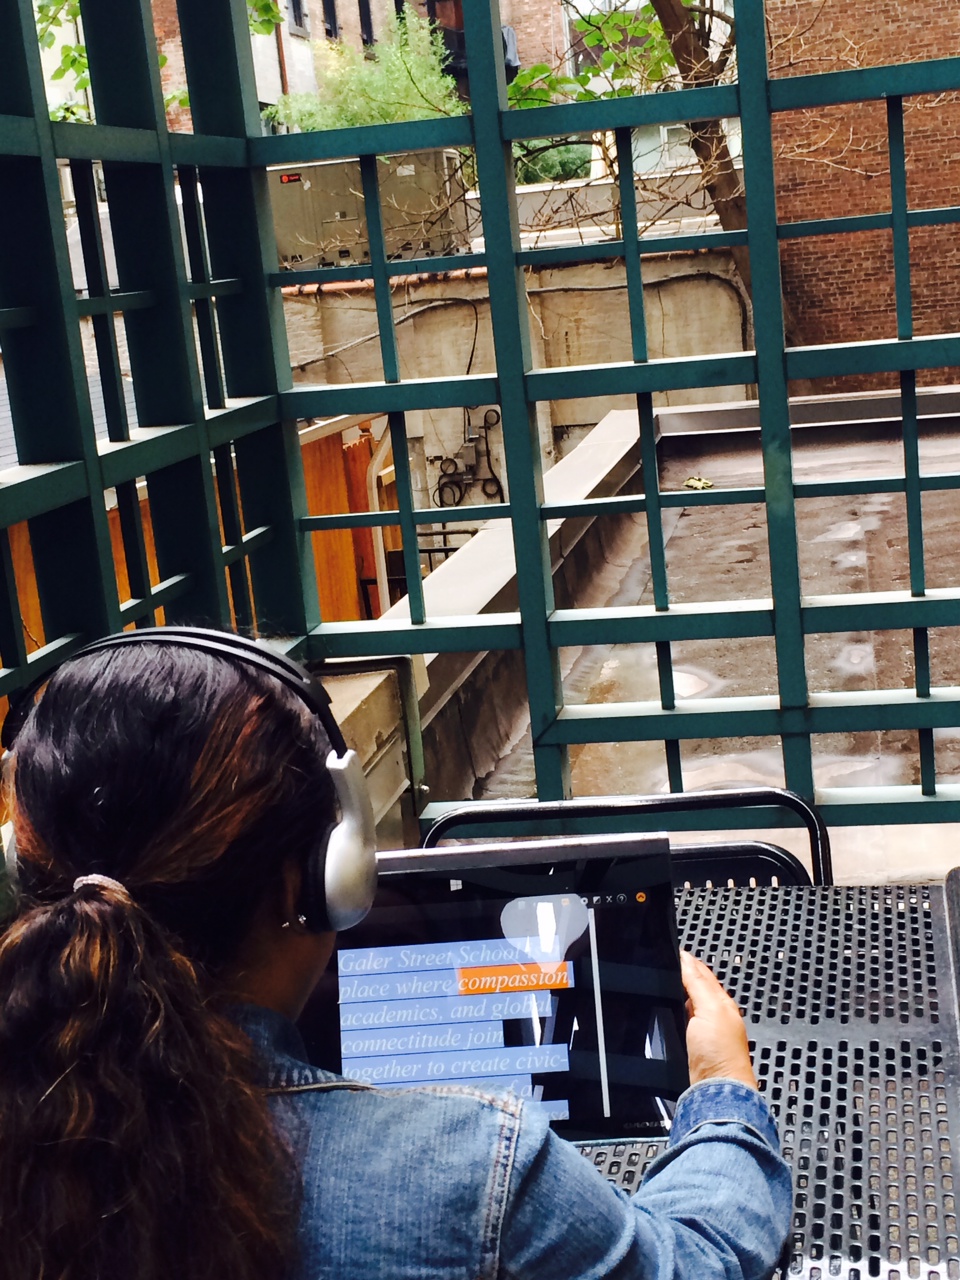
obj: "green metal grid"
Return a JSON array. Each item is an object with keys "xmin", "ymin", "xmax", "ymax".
[{"xmin": 1, "ymin": 0, "xmax": 960, "ymax": 831}]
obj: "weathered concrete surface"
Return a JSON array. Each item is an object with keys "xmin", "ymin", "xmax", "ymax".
[{"xmin": 472, "ymin": 421, "xmax": 960, "ymax": 884}]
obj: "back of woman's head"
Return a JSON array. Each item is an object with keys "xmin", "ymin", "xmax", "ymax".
[{"xmin": 0, "ymin": 641, "xmax": 337, "ymax": 1280}]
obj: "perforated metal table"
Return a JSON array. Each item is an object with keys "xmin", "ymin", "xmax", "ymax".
[{"xmin": 581, "ymin": 883, "xmax": 960, "ymax": 1280}]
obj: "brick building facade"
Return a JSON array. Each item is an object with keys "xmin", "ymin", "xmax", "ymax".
[
  {"xmin": 766, "ymin": 1, "xmax": 960, "ymax": 384},
  {"xmin": 497, "ymin": 0, "xmax": 570, "ymax": 75},
  {"xmin": 152, "ymin": 0, "xmax": 192, "ymax": 132}
]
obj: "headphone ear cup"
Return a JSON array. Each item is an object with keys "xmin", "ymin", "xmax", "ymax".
[
  {"xmin": 2, "ymin": 824, "xmax": 18, "ymax": 894},
  {"xmin": 300, "ymin": 750, "xmax": 377, "ymax": 933},
  {"xmin": 2, "ymin": 751, "xmax": 18, "ymax": 895},
  {"xmin": 298, "ymin": 829, "xmax": 332, "ymax": 933}
]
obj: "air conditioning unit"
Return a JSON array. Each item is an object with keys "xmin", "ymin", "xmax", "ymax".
[{"xmin": 268, "ymin": 151, "xmax": 472, "ymax": 268}]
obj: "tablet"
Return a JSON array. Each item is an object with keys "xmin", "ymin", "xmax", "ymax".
[{"xmin": 327, "ymin": 834, "xmax": 689, "ymax": 1141}]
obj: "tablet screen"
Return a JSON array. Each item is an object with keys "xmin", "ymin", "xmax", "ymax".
[{"xmin": 329, "ymin": 850, "xmax": 688, "ymax": 1140}]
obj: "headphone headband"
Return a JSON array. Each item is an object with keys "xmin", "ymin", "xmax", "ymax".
[{"xmin": 2, "ymin": 627, "xmax": 347, "ymax": 757}]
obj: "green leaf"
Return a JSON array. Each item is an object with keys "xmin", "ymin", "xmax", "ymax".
[{"xmin": 248, "ymin": 0, "xmax": 282, "ymax": 32}]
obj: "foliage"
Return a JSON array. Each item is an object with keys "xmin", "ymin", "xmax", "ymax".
[
  {"xmin": 264, "ymin": 6, "xmax": 464, "ymax": 132},
  {"xmin": 508, "ymin": 0, "xmax": 734, "ymax": 111},
  {"xmin": 164, "ymin": 83, "xmax": 191, "ymax": 113},
  {"xmin": 508, "ymin": 4, "xmax": 678, "ymax": 109},
  {"xmin": 514, "ymin": 139, "xmax": 592, "ymax": 185},
  {"xmin": 248, "ymin": 0, "xmax": 283, "ymax": 37},
  {"xmin": 36, "ymin": 0, "xmax": 90, "ymax": 119},
  {"xmin": 35, "ymin": 0, "xmax": 273, "ymax": 121}
]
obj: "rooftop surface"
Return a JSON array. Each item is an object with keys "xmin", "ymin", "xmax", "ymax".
[{"xmin": 479, "ymin": 418, "xmax": 960, "ymax": 884}]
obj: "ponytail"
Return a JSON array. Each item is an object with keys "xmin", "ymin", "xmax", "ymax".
[{"xmin": 0, "ymin": 880, "xmax": 298, "ymax": 1280}]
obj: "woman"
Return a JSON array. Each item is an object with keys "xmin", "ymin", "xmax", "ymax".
[{"xmin": 0, "ymin": 632, "xmax": 792, "ymax": 1280}]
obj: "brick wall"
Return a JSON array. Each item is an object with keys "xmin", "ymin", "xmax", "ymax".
[
  {"xmin": 766, "ymin": 0, "xmax": 960, "ymax": 387},
  {"xmin": 498, "ymin": 0, "xmax": 569, "ymax": 73},
  {"xmin": 152, "ymin": 0, "xmax": 193, "ymax": 132}
]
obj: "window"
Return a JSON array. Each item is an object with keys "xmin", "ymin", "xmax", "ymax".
[
  {"xmin": 321, "ymin": 0, "xmax": 338, "ymax": 38},
  {"xmin": 288, "ymin": 0, "xmax": 310, "ymax": 36}
]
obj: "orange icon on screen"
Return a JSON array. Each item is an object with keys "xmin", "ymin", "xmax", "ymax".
[{"xmin": 635, "ymin": 891, "xmax": 647, "ymax": 903}]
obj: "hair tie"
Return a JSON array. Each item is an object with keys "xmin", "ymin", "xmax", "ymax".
[{"xmin": 73, "ymin": 873, "xmax": 129, "ymax": 898}]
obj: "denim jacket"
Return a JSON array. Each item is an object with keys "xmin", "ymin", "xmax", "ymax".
[{"xmin": 236, "ymin": 1004, "xmax": 793, "ymax": 1280}]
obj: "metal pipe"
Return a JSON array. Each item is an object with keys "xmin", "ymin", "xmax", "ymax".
[{"xmin": 366, "ymin": 424, "xmax": 394, "ymax": 617}]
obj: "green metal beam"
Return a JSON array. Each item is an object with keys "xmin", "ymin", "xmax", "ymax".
[
  {"xmin": 306, "ymin": 614, "xmax": 523, "ymax": 657},
  {"xmin": 769, "ymin": 57, "xmax": 960, "ymax": 111},
  {"xmin": 501, "ymin": 84, "xmax": 740, "ymax": 139},
  {"xmin": 283, "ymin": 375, "xmax": 500, "ymax": 417},
  {"xmin": 250, "ymin": 116, "xmax": 474, "ymax": 165}
]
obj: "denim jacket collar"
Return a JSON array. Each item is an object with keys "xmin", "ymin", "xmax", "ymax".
[{"xmin": 230, "ymin": 1002, "xmax": 347, "ymax": 1091}]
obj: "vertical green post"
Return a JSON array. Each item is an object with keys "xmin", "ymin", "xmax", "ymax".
[
  {"xmin": 615, "ymin": 127, "xmax": 682, "ymax": 790},
  {"xmin": 71, "ymin": 158, "xmax": 154, "ymax": 621},
  {"xmin": 177, "ymin": 0, "xmax": 321, "ymax": 636},
  {"xmin": 81, "ymin": 0, "xmax": 230, "ymax": 625},
  {"xmin": 462, "ymin": 0, "xmax": 568, "ymax": 798},
  {"xmin": 736, "ymin": 0, "xmax": 813, "ymax": 797},
  {"xmin": 0, "ymin": 0, "xmax": 119, "ymax": 648},
  {"xmin": 887, "ymin": 96, "xmax": 934, "ymax": 792},
  {"xmin": 358, "ymin": 153, "xmax": 426, "ymax": 623}
]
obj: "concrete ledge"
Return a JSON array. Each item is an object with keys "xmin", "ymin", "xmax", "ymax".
[
  {"xmin": 378, "ymin": 407, "xmax": 642, "ymax": 742},
  {"xmin": 326, "ymin": 669, "xmax": 410, "ymax": 844},
  {"xmin": 376, "ymin": 410, "xmax": 646, "ymax": 800},
  {"xmin": 657, "ymin": 384, "xmax": 960, "ymax": 435}
]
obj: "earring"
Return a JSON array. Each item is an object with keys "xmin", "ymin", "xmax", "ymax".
[{"xmin": 281, "ymin": 914, "xmax": 308, "ymax": 931}]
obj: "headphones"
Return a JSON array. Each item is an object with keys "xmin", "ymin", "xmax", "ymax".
[{"xmin": 0, "ymin": 627, "xmax": 378, "ymax": 933}]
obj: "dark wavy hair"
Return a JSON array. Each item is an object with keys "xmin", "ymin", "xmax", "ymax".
[{"xmin": 0, "ymin": 641, "xmax": 337, "ymax": 1280}]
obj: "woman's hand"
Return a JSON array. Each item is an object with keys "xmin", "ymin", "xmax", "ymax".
[{"xmin": 680, "ymin": 950, "xmax": 758, "ymax": 1090}]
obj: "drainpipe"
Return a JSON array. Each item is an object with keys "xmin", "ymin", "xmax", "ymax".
[
  {"xmin": 366, "ymin": 426, "xmax": 393, "ymax": 616},
  {"xmin": 275, "ymin": 24, "xmax": 290, "ymax": 95}
]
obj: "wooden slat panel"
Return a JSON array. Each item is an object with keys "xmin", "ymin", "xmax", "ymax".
[
  {"xmin": 107, "ymin": 496, "xmax": 161, "ymax": 626},
  {"xmin": 302, "ymin": 434, "xmax": 363, "ymax": 622},
  {"xmin": 342, "ymin": 432, "xmax": 380, "ymax": 617},
  {"xmin": 9, "ymin": 522, "xmax": 44, "ymax": 653}
]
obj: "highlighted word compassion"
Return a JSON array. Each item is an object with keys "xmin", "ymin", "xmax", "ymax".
[{"xmin": 456, "ymin": 962, "xmax": 572, "ymax": 995}]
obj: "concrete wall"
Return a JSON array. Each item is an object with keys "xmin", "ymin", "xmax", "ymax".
[{"xmin": 282, "ymin": 250, "xmax": 750, "ymax": 516}]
